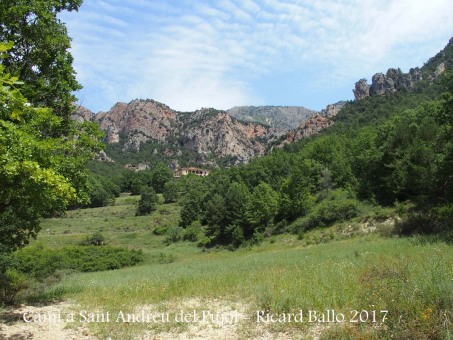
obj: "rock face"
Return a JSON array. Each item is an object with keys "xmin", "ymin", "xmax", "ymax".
[
  {"xmin": 370, "ymin": 73, "xmax": 396, "ymax": 96},
  {"xmin": 93, "ymin": 100, "xmax": 176, "ymax": 147},
  {"xmin": 353, "ymin": 79, "xmax": 370, "ymax": 100},
  {"xmin": 320, "ymin": 101, "xmax": 346, "ymax": 118},
  {"xmin": 74, "ymin": 100, "xmax": 315, "ymax": 166},
  {"xmin": 351, "ymin": 39, "xmax": 453, "ymax": 101},
  {"xmin": 353, "ymin": 67, "xmax": 425, "ymax": 100},
  {"xmin": 71, "ymin": 105, "xmax": 94, "ymax": 123},
  {"xmin": 434, "ymin": 63, "xmax": 445, "ymax": 77},
  {"xmin": 276, "ymin": 101, "xmax": 345, "ymax": 147},
  {"xmin": 226, "ymin": 106, "xmax": 317, "ymax": 130},
  {"xmin": 284, "ymin": 115, "xmax": 334, "ymax": 144},
  {"xmin": 95, "ymin": 150, "xmax": 114, "ymax": 163},
  {"xmin": 180, "ymin": 109, "xmax": 271, "ymax": 164}
]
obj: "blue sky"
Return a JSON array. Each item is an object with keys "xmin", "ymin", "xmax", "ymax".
[{"xmin": 60, "ymin": 0, "xmax": 453, "ymax": 113}]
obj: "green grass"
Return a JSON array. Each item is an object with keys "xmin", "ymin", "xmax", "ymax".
[
  {"xmin": 36, "ymin": 194, "xmax": 186, "ymax": 259},
  {"xmin": 22, "ymin": 196, "xmax": 453, "ymax": 339}
]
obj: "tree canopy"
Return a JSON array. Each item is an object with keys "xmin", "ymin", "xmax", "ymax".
[
  {"xmin": 177, "ymin": 68, "xmax": 453, "ymax": 247},
  {"xmin": 0, "ymin": 0, "xmax": 83, "ymax": 121},
  {"xmin": 0, "ymin": 39, "xmax": 102, "ymax": 253}
]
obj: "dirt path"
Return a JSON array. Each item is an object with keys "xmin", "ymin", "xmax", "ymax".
[
  {"xmin": 0, "ymin": 301, "xmax": 94, "ymax": 340},
  {"xmin": 1, "ymin": 300, "xmax": 325, "ymax": 339}
]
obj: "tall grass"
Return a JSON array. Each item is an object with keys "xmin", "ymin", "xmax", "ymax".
[
  {"xmin": 48, "ymin": 235, "xmax": 452, "ymax": 339},
  {"xmin": 24, "ymin": 196, "xmax": 452, "ymax": 338}
]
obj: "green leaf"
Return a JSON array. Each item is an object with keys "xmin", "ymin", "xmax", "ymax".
[
  {"xmin": 11, "ymin": 109, "xmax": 21, "ymax": 121},
  {"xmin": 0, "ymin": 41, "xmax": 14, "ymax": 52}
]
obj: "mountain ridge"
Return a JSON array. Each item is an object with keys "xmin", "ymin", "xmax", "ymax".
[
  {"xmin": 72, "ymin": 101, "xmax": 319, "ymax": 167},
  {"xmin": 72, "ymin": 37, "xmax": 453, "ymax": 169}
]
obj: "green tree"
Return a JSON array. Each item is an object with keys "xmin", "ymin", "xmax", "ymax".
[
  {"xmin": 136, "ymin": 186, "xmax": 157, "ymax": 216},
  {"xmin": 129, "ymin": 176, "xmax": 143, "ymax": 196},
  {"xmin": 179, "ymin": 187, "xmax": 205, "ymax": 228},
  {"xmin": 151, "ymin": 162, "xmax": 173, "ymax": 193},
  {"xmin": 246, "ymin": 182, "xmax": 279, "ymax": 233},
  {"xmin": 275, "ymin": 158, "xmax": 318, "ymax": 222},
  {"xmin": 86, "ymin": 176, "xmax": 114, "ymax": 208},
  {"xmin": 224, "ymin": 182, "xmax": 250, "ymax": 227},
  {"xmin": 203, "ymin": 194, "xmax": 227, "ymax": 228},
  {"xmin": 435, "ymin": 72, "xmax": 453, "ymax": 204},
  {"xmin": 0, "ymin": 0, "xmax": 83, "ymax": 121},
  {"xmin": 162, "ymin": 179, "xmax": 179, "ymax": 203},
  {"xmin": 0, "ymin": 42, "xmax": 103, "ymax": 253}
]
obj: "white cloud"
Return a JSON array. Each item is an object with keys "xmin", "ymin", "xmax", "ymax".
[{"xmin": 61, "ymin": 0, "xmax": 453, "ymax": 112}]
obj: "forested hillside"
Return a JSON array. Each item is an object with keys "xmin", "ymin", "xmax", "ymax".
[{"xmin": 174, "ymin": 39, "xmax": 453, "ymax": 247}]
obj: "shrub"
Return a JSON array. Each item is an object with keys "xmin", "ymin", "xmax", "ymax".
[
  {"xmin": 0, "ymin": 268, "xmax": 29, "ymax": 305},
  {"xmin": 60, "ymin": 246, "xmax": 143, "ymax": 272},
  {"xmin": 152, "ymin": 225, "xmax": 169, "ymax": 235},
  {"xmin": 197, "ymin": 235, "xmax": 212, "ymax": 248},
  {"xmin": 182, "ymin": 221, "xmax": 203, "ymax": 242},
  {"xmin": 164, "ymin": 227, "xmax": 184, "ymax": 245},
  {"xmin": 156, "ymin": 252, "xmax": 175, "ymax": 264},
  {"xmin": 12, "ymin": 244, "xmax": 143, "ymax": 275},
  {"xmin": 136, "ymin": 186, "xmax": 158, "ymax": 216},
  {"xmin": 182, "ymin": 226, "xmax": 199, "ymax": 242},
  {"xmin": 79, "ymin": 232, "xmax": 106, "ymax": 246},
  {"xmin": 293, "ymin": 189, "xmax": 360, "ymax": 232}
]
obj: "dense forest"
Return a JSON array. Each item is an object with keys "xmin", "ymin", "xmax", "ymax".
[{"xmin": 173, "ymin": 71, "xmax": 453, "ymax": 247}]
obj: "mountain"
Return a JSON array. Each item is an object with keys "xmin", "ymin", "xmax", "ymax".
[
  {"xmin": 74, "ymin": 37, "xmax": 452, "ymax": 170},
  {"xmin": 352, "ymin": 37, "xmax": 452, "ymax": 100},
  {"xmin": 72, "ymin": 100, "xmax": 299, "ymax": 167},
  {"xmin": 226, "ymin": 105, "xmax": 317, "ymax": 130},
  {"xmin": 276, "ymin": 37, "xmax": 453, "ymax": 147}
]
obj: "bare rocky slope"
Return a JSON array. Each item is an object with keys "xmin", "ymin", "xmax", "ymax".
[
  {"xmin": 72, "ymin": 101, "xmax": 318, "ymax": 166},
  {"xmin": 226, "ymin": 105, "xmax": 317, "ymax": 130}
]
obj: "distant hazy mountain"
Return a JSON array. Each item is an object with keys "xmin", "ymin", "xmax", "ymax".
[
  {"xmin": 72, "ymin": 101, "xmax": 289, "ymax": 167},
  {"xmin": 226, "ymin": 106, "xmax": 317, "ymax": 130}
]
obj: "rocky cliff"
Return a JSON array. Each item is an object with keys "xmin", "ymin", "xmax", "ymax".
[
  {"xmin": 94, "ymin": 100, "xmax": 177, "ymax": 145},
  {"xmin": 353, "ymin": 37, "xmax": 452, "ymax": 101},
  {"xmin": 227, "ymin": 106, "xmax": 317, "ymax": 130},
  {"xmin": 179, "ymin": 108, "xmax": 274, "ymax": 164},
  {"xmin": 74, "ymin": 100, "xmax": 304, "ymax": 166},
  {"xmin": 274, "ymin": 101, "xmax": 346, "ymax": 147},
  {"xmin": 352, "ymin": 67, "xmax": 424, "ymax": 100}
]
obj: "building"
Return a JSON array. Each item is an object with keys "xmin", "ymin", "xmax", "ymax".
[{"xmin": 174, "ymin": 167, "xmax": 210, "ymax": 178}]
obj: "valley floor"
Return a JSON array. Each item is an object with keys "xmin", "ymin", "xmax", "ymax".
[{"xmin": 1, "ymin": 195, "xmax": 451, "ymax": 339}]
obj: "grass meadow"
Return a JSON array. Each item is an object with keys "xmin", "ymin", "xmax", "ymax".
[{"xmin": 23, "ymin": 195, "xmax": 453, "ymax": 339}]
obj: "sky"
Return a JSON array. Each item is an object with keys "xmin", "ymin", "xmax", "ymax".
[{"xmin": 60, "ymin": 0, "xmax": 453, "ymax": 113}]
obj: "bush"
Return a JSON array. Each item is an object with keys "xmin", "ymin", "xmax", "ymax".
[
  {"xmin": 164, "ymin": 227, "xmax": 184, "ymax": 245},
  {"xmin": 156, "ymin": 252, "xmax": 175, "ymax": 264},
  {"xmin": 182, "ymin": 221, "xmax": 203, "ymax": 242},
  {"xmin": 152, "ymin": 225, "xmax": 169, "ymax": 235},
  {"xmin": 197, "ymin": 235, "xmax": 212, "ymax": 248},
  {"xmin": 79, "ymin": 232, "xmax": 106, "ymax": 246},
  {"xmin": 136, "ymin": 186, "xmax": 158, "ymax": 216},
  {"xmin": 293, "ymin": 189, "xmax": 360, "ymax": 232},
  {"xmin": 2, "ymin": 243, "xmax": 143, "ymax": 305},
  {"xmin": 12, "ymin": 244, "xmax": 143, "ymax": 276},
  {"xmin": 0, "ymin": 268, "xmax": 29, "ymax": 305},
  {"xmin": 60, "ymin": 246, "xmax": 143, "ymax": 272},
  {"xmin": 87, "ymin": 176, "xmax": 115, "ymax": 208},
  {"xmin": 182, "ymin": 226, "xmax": 200, "ymax": 242}
]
